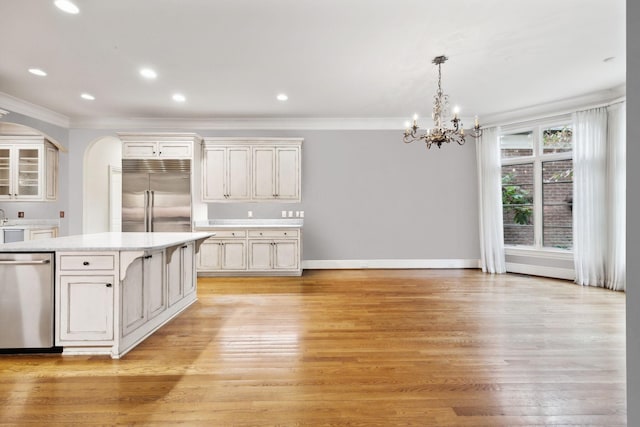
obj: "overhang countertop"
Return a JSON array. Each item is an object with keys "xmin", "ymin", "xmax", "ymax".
[
  {"xmin": 0, "ymin": 232, "xmax": 214, "ymax": 252},
  {"xmin": 194, "ymin": 219, "xmax": 303, "ymax": 229}
]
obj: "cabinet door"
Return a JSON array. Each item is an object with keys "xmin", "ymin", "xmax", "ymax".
[
  {"xmin": 29, "ymin": 227, "xmax": 58, "ymax": 240},
  {"xmin": 158, "ymin": 142, "xmax": 192, "ymax": 158},
  {"xmin": 146, "ymin": 251, "xmax": 166, "ymax": 320},
  {"xmin": 0, "ymin": 146, "xmax": 11, "ymax": 199},
  {"xmin": 45, "ymin": 146, "xmax": 58, "ymax": 200},
  {"xmin": 248, "ymin": 241, "xmax": 272, "ymax": 270},
  {"xmin": 202, "ymin": 147, "xmax": 226, "ymax": 201},
  {"xmin": 15, "ymin": 146, "xmax": 42, "ymax": 199},
  {"xmin": 273, "ymin": 240, "xmax": 299, "ymax": 270},
  {"xmin": 221, "ymin": 240, "xmax": 247, "ymax": 270},
  {"xmin": 198, "ymin": 239, "xmax": 222, "ymax": 270},
  {"xmin": 59, "ymin": 275, "xmax": 114, "ymax": 342},
  {"xmin": 227, "ymin": 147, "xmax": 250, "ymax": 200},
  {"xmin": 276, "ymin": 147, "xmax": 300, "ymax": 200},
  {"xmin": 123, "ymin": 142, "xmax": 158, "ymax": 158},
  {"xmin": 252, "ymin": 147, "xmax": 275, "ymax": 200}
]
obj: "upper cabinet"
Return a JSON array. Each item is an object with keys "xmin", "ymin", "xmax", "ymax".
[
  {"xmin": 119, "ymin": 133, "xmax": 198, "ymax": 159},
  {"xmin": 202, "ymin": 138, "xmax": 302, "ymax": 203},
  {"xmin": 0, "ymin": 136, "xmax": 59, "ymax": 201}
]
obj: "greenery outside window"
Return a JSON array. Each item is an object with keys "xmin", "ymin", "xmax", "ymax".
[{"xmin": 500, "ymin": 118, "xmax": 573, "ymax": 250}]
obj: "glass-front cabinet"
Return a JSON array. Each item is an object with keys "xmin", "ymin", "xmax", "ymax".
[{"xmin": 0, "ymin": 136, "xmax": 58, "ymax": 201}]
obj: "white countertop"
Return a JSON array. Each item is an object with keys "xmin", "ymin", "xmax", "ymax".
[
  {"xmin": 194, "ymin": 219, "xmax": 303, "ymax": 229},
  {"xmin": 0, "ymin": 232, "xmax": 214, "ymax": 252},
  {"xmin": 0, "ymin": 219, "xmax": 61, "ymax": 229}
]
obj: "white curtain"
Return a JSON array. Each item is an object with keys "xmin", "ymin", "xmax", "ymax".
[
  {"xmin": 606, "ymin": 103, "xmax": 626, "ymax": 291},
  {"xmin": 476, "ymin": 126, "xmax": 506, "ymax": 273},
  {"xmin": 573, "ymin": 103, "xmax": 626, "ymax": 290}
]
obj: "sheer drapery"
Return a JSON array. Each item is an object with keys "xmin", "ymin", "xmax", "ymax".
[
  {"xmin": 476, "ymin": 126, "xmax": 506, "ymax": 273},
  {"xmin": 606, "ymin": 103, "xmax": 626, "ymax": 291},
  {"xmin": 573, "ymin": 103, "xmax": 626, "ymax": 290}
]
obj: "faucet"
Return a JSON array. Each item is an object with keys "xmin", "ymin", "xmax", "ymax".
[{"xmin": 0, "ymin": 208, "xmax": 6, "ymax": 225}]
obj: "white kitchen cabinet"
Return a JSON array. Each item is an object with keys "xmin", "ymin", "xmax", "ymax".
[
  {"xmin": 202, "ymin": 138, "xmax": 302, "ymax": 203},
  {"xmin": 56, "ymin": 251, "xmax": 118, "ymax": 345},
  {"xmin": 168, "ymin": 242, "xmax": 195, "ymax": 306},
  {"xmin": 28, "ymin": 226, "xmax": 58, "ymax": 240},
  {"xmin": 122, "ymin": 249, "xmax": 165, "ymax": 336},
  {"xmin": 197, "ymin": 233, "xmax": 247, "ymax": 271},
  {"xmin": 247, "ymin": 229, "xmax": 299, "ymax": 272},
  {"xmin": 119, "ymin": 133, "xmax": 200, "ymax": 159},
  {"xmin": 0, "ymin": 136, "xmax": 59, "ymax": 201},
  {"xmin": 202, "ymin": 145, "xmax": 250, "ymax": 201},
  {"xmin": 252, "ymin": 146, "xmax": 300, "ymax": 201},
  {"xmin": 196, "ymin": 226, "xmax": 301, "ymax": 276}
]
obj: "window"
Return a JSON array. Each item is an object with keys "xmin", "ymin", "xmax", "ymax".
[{"xmin": 500, "ymin": 119, "xmax": 573, "ymax": 250}]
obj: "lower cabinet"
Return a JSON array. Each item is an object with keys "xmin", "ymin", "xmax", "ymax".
[
  {"xmin": 197, "ymin": 228, "xmax": 301, "ymax": 276},
  {"xmin": 121, "ymin": 249, "xmax": 164, "ymax": 336},
  {"xmin": 58, "ymin": 275, "xmax": 115, "ymax": 342},
  {"xmin": 55, "ymin": 243, "xmax": 199, "ymax": 358}
]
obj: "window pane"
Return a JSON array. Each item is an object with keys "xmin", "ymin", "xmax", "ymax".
[
  {"xmin": 543, "ymin": 159, "xmax": 573, "ymax": 249},
  {"xmin": 502, "ymin": 163, "xmax": 534, "ymax": 246},
  {"xmin": 500, "ymin": 130, "xmax": 533, "ymax": 158},
  {"xmin": 543, "ymin": 125, "xmax": 572, "ymax": 154}
]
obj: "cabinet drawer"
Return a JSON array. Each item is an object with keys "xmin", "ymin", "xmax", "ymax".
[
  {"xmin": 208, "ymin": 230, "xmax": 246, "ymax": 238},
  {"xmin": 59, "ymin": 255, "xmax": 115, "ymax": 271},
  {"xmin": 248, "ymin": 230, "xmax": 298, "ymax": 238}
]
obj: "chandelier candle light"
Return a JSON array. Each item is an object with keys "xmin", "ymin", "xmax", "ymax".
[{"xmin": 403, "ymin": 55, "xmax": 482, "ymax": 149}]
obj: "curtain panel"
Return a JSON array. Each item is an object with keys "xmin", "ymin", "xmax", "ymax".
[{"xmin": 476, "ymin": 126, "xmax": 506, "ymax": 273}]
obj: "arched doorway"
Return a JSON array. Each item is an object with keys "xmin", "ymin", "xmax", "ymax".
[{"xmin": 82, "ymin": 136, "xmax": 122, "ymax": 233}]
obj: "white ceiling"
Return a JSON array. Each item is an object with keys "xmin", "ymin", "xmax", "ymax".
[{"xmin": 0, "ymin": 0, "xmax": 626, "ymax": 127}]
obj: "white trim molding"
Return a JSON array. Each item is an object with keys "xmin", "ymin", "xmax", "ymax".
[
  {"xmin": 505, "ymin": 262, "xmax": 575, "ymax": 281},
  {"xmin": 0, "ymin": 91, "xmax": 70, "ymax": 128},
  {"xmin": 302, "ymin": 259, "xmax": 481, "ymax": 270},
  {"xmin": 0, "ymin": 108, "xmax": 8, "ymax": 118}
]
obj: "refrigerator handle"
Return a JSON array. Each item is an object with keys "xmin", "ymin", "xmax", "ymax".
[
  {"xmin": 150, "ymin": 190, "xmax": 155, "ymax": 232},
  {"xmin": 143, "ymin": 190, "xmax": 149, "ymax": 232}
]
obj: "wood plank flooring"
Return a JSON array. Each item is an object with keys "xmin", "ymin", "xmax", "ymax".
[{"xmin": 0, "ymin": 269, "xmax": 626, "ymax": 426}]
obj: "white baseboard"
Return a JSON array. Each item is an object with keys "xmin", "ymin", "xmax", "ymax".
[
  {"xmin": 506, "ymin": 262, "xmax": 575, "ymax": 281},
  {"xmin": 302, "ymin": 259, "xmax": 481, "ymax": 270}
]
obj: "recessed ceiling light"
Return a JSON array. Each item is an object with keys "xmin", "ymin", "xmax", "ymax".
[
  {"xmin": 172, "ymin": 93, "xmax": 186, "ymax": 102},
  {"xmin": 81, "ymin": 93, "xmax": 95, "ymax": 100},
  {"xmin": 276, "ymin": 93, "xmax": 288, "ymax": 101},
  {"xmin": 54, "ymin": 0, "xmax": 79, "ymax": 14},
  {"xmin": 28, "ymin": 68, "xmax": 47, "ymax": 77},
  {"xmin": 139, "ymin": 68, "xmax": 157, "ymax": 79}
]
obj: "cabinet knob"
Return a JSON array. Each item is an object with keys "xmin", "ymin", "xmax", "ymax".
[
  {"xmin": 106, "ymin": 283, "xmax": 112, "ymax": 288},
  {"xmin": 284, "ymin": 232, "xmax": 287, "ymax": 236},
  {"xmin": 259, "ymin": 232, "xmax": 263, "ymax": 236},
  {"xmin": 83, "ymin": 261, "xmax": 90, "ymax": 266}
]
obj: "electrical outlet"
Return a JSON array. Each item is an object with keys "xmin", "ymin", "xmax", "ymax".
[
  {"xmin": 300, "ymin": 211, "xmax": 304, "ymax": 218},
  {"xmin": 281, "ymin": 210, "xmax": 287, "ymax": 218},
  {"xmin": 288, "ymin": 211, "xmax": 293, "ymax": 218},
  {"xmin": 18, "ymin": 212, "xmax": 24, "ymax": 218},
  {"xmin": 60, "ymin": 211, "xmax": 65, "ymax": 218},
  {"xmin": 247, "ymin": 210, "xmax": 253, "ymax": 218}
]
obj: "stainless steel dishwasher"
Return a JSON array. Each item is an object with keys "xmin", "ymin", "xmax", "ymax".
[{"xmin": 0, "ymin": 253, "xmax": 57, "ymax": 351}]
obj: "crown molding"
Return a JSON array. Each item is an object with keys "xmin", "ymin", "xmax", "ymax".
[
  {"xmin": 0, "ymin": 109, "xmax": 8, "ymax": 118},
  {"xmin": 480, "ymin": 84, "xmax": 626, "ymax": 128},
  {"xmin": 69, "ymin": 116, "xmax": 410, "ymax": 130},
  {"xmin": 0, "ymin": 91, "xmax": 70, "ymax": 128}
]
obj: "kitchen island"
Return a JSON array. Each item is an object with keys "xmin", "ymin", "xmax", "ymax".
[{"xmin": 0, "ymin": 232, "xmax": 213, "ymax": 358}]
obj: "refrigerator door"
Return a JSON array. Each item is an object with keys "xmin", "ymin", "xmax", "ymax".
[
  {"xmin": 122, "ymin": 172, "xmax": 150, "ymax": 232},
  {"xmin": 149, "ymin": 172, "xmax": 192, "ymax": 232}
]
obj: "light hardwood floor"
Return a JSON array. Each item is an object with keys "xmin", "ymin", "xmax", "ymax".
[{"xmin": 0, "ymin": 269, "xmax": 626, "ymax": 426}]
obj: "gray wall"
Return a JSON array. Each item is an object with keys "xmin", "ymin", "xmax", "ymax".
[
  {"xmin": 65, "ymin": 128, "xmax": 480, "ymax": 262},
  {"xmin": 627, "ymin": 0, "xmax": 638, "ymax": 423},
  {"xmin": 0, "ymin": 111, "xmax": 70, "ymax": 235}
]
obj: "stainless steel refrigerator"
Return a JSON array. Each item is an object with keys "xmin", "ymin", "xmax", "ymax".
[{"xmin": 122, "ymin": 159, "xmax": 192, "ymax": 232}]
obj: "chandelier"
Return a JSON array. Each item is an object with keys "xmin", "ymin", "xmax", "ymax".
[{"xmin": 403, "ymin": 55, "xmax": 482, "ymax": 149}]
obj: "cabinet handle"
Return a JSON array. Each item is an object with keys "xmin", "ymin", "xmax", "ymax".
[
  {"xmin": 144, "ymin": 255, "xmax": 153, "ymax": 259},
  {"xmin": 106, "ymin": 283, "xmax": 112, "ymax": 288},
  {"xmin": 83, "ymin": 261, "xmax": 90, "ymax": 266},
  {"xmin": 181, "ymin": 245, "xmax": 188, "ymax": 249}
]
